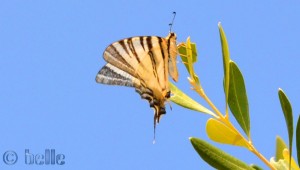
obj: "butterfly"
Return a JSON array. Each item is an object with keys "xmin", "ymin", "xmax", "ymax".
[{"xmin": 95, "ymin": 13, "xmax": 178, "ymax": 138}]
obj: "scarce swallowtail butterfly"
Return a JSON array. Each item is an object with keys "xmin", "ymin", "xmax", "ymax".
[{"xmin": 95, "ymin": 13, "xmax": 178, "ymax": 138}]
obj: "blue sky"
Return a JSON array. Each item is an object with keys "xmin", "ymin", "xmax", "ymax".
[{"xmin": 1, "ymin": 1, "xmax": 300, "ymax": 169}]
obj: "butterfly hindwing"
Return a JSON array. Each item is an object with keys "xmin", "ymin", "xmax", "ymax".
[{"xmin": 96, "ymin": 63, "xmax": 140, "ymax": 87}]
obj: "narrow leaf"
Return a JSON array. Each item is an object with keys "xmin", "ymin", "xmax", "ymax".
[
  {"xmin": 186, "ymin": 37, "xmax": 200, "ymax": 84},
  {"xmin": 178, "ymin": 42, "xmax": 197, "ymax": 64},
  {"xmin": 296, "ymin": 115, "xmax": 300, "ymax": 167},
  {"xmin": 218, "ymin": 22, "xmax": 230, "ymax": 114},
  {"xmin": 250, "ymin": 164, "xmax": 264, "ymax": 170},
  {"xmin": 206, "ymin": 118, "xmax": 248, "ymax": 148},
  {"xmin": 190, "ymin": 137, "xmax": 255, "ymax": 170},
  {"xmin": 278, "ymin": 88, "xmax": 293, "ymax": 167},
  {"xmin": 178, "ymin": 39, "xmax": 199, "ymax": 85},
  {"xmin": 169, "ymin": 82, "xmax": 214, "ymax": 116},
  {"xmin": 228, "ymin": 61, "xmax": 250, "ymax": 137},
  {"xmin": 275, "ymin": 136, "xmax": 288, "ymax": 161}
]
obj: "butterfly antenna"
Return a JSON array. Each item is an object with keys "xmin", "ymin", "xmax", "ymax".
[{"xmin": 169, "ymin": 11, "xmax": 176, "ymax": 33}]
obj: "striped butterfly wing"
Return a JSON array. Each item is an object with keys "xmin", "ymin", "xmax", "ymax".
[{"xmin": 96, "ymin": 32, "xmax": 178, "ymax": 132}]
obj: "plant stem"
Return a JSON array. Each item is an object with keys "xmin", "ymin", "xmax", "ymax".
[
  {"xmin": 189, "ymin": 79, "xmax": 276, "ymax": 170},
  {"xmin": 249, "ymin": 144, "xmax": 276, "ymax": 170}
]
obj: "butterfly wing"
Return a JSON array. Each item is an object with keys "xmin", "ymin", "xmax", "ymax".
[
  {"xmin": 96, "ymin": 63, "xmax": 140, "ymax": 87},
  {"xmin": 165, "ymin": 33, "xmax": 178, "ymax": 82},
  {"xmin": 100, "ymin": 37, "xmax": 166, "ymax": 87}
]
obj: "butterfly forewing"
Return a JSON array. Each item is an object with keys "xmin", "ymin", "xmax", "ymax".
[
  {"xmin": 166, "ymin": 33, "xmax": 179, "ymax": 82},
  {"xmin": 96, "ymin": 32, "xmax": 178, "ymax": 134}
]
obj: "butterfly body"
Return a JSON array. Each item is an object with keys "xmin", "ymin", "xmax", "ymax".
[{"xmin": 96, "ymin": 32, "xmax": 178, "ymax": 132}]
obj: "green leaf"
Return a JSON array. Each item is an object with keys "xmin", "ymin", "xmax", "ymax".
[
  {"xmin": 218, "ymin": 22, "xmax": 230, "ymax": 114},
  {"xmin": 169, "ymin": 82, "xmax": 214, "ymax": 116},
  {"xmin": 190, "ymin": 137, "xmax": 255, "ymax": 170},
  {"xmin": 275, "ymin": 136, "xmax": 288, "ymax": 161},
  {"xmin": 178, "ymin": 42, "xmax": 197, "ymax": 65},
  {"xmin": 278, "ymin": 88, "xmax": 293, "ymax": 168},
  {"xmin": 178, "ymin": 38, "xmax": 199, "ymax": 85},
  {"xmin": 250, "ymin": 164, "xmax": 264, "ymax": 170},
  {"xmin": 296, "ymin": 115, "xmax": 300, "ymax": 167},
  {"xmin": 206, "ymin": 118, "xmax": 248, "ymax": 148},
  {"xmin": 228, "ymin": 61, "xmax": 250, "ymax": 137}
]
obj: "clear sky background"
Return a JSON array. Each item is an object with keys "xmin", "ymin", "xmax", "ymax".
[{"xmin": 1, "ymin": 1, "xmax": 300, "ymax": 169}]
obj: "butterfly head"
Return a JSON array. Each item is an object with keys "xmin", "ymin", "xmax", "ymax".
[{"xmin": 167, "ymin": 32, "xmax": 177, "ymax": 41}]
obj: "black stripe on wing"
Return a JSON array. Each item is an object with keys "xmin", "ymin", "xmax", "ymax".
[
  {"xmin": 139, "ymin": 37, "xmax": 145, "ymax": 50},
  {"xmin": 157, "ymin": 37, "xmax": 167, "ymax": 87},
  {"xmin": 118, "ymin": 40, "xmax": 130, "ymax": 58},
  {"xmin": 127, "ymin": 38, "xmax": 141, "ymax": 63},
  {"xmin": 146, "ymin": 37, "xmax": 160, "ymax": 84},
  {"xmin": 104, "ymin": 45, "xmax": 136, "ymax": 76}
]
